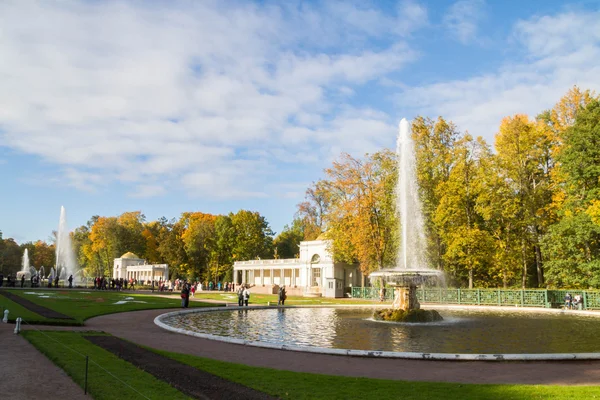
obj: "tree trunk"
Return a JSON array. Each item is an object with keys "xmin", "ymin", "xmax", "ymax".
[
  {"xmin": 468, "ymin": 269, "xmax": 473, "ymax": 289},
  {"xmin": 521, "ymin": 241, "xmax": 527, "ymax": 289},
  {"xmin": 535, "ymin": 244, "xmax": 544, "ymax": 287}
]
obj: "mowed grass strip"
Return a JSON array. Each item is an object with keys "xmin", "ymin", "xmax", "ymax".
[
  {"xmin": 5, "ymin": 289, "xmax": 218, "ymax": 324},
  {"xmin": 156, "ymin": 349, "xmax": 600, "ymax": 400},
  {"xmin": 22, "ymin": 331, "xmax": 191, "ymax": 400}
]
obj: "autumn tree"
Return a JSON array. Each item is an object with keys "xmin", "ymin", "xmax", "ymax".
[
  {"xmin": 89, "ymin": 216, "xmax": 120, "ymax": 276},
  {"xmin": 322, "ymin": 150, "xmax": 398, "ymax": 277},
  {"xmin": 413, "ymin": 116, "xmax": 458, "ymax": 270},
  {"xmin": 495, "ymin": 115, "xmax": 554, "ymax": 287},
  {"xmin": 180, "ymin": 212, "xmax": 217, "ymax": 280},
  {"xmin": 296, "ymin": 181, "xmax": 331, "ymax": 240},
  {"xmin": 116, "ymin": 211, "xmax": 146, "ymax": 256},
  {"xmin": 434, "ymin": 135, "xmax": 493, "ymax": 288}
]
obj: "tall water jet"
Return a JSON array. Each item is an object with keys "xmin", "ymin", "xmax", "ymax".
[
  {"xmin": 21, "ymin": 249, "xmax": 30, "ymax": 274},
  {"xmin": 55, "ymin": 206, "xmax": 79, "ymax": 285},
  {"xmin": 17, "ymin": 249, "xmax": 32, "ymax": 281},
  {"xmin": 396, "ymin": 118, "xmax": 427, "ymax": 270},
  {"xmin": 371, "ymin": 118, "xmax": 443, "ymax": 322}
]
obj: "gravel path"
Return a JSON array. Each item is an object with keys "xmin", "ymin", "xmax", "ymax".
[{"xmin": 0, "ymin": 323, "xmax": 87, "ymax": 400}]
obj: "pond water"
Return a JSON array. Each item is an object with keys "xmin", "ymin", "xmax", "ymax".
[{"xmin": 161, "ymin": 307, "xmax": 600, "ymax": 354}]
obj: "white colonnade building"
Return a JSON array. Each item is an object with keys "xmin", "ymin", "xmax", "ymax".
[
  {"xmin": 233, "ymin": 239, "xmax": 360, "ymax": 298},
  {"xmin": 113, "ymin": 252, "xmax": 169, "ymax": 283}
]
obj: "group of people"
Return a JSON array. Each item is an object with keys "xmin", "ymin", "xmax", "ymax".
[
  {"xmin": 564, "ymin": 293, "xmax": 583, "ymax": 309},
  {"xmin": 237, "ymin": 285, "xmax": 251, "ymax": 306},
  {"xmin": 93, "ymin": 277, "xmax": 137, "ymax": 291},
  {"xmin": 0, "ymin": 273, "xmax": 74, "ymax": 288}
]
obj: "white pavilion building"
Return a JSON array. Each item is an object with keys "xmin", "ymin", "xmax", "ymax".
[
  {"xmin": 233, "ymin": 239, "xmax": 360, "ymax": 298},
  {"xmin": 113, "ymin": 252, "xmax": 169, "ymax": 283}
]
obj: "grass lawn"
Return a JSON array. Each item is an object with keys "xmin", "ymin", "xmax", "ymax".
[
  {"xmin": 2, "ymin": 289, "xmax": 217, "ymax": 325},
  {"xmin": 23, "ymin": 330, "xmax": 600, "ymax": 400},
  {"xmin": 22, "ymin": 331, "xmax": 190, "ymax": 400},
  {"xmin": 168, "ymin": 291, "xmax": 385, "ymax": 306}
]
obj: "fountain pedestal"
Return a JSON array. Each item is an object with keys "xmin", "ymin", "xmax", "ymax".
[
  {"xmin": 392, "ymin": 284, "xmax": 420, "ymax": 311},
  {"xmin": 371, "ymin": 270, "xmax": 444, "ymax": 323}
]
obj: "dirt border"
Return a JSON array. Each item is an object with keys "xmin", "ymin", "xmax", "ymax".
[
  {"xmin": 0, "ymin": 290, "xmax": 74, "ymax": 319},
  {"xmin": 85, "ymin": 335, "xmax": 276, "ymax": 400}
]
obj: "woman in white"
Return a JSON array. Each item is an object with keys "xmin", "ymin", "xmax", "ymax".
[{"xmin": 243, "ymin": 286, "xmax": 251, "ymax": 306}]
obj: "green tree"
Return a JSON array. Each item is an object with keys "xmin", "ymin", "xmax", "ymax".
[
  {"xmin": 156, "ymin": 217, "xmax": 187, "ymax": 279},
  {"xmin": 0, "ymin": 236, "xmax": 21, "ymax": 276},
  {"xmin": 211, "ymin": 215, "xmax": 236, "ymax": 282},
  {"xmin": 273, "ymin": 219, "xmax": 304, "ymax": 259},
  {"xmin": 230, "ymin": 210, "xmax": 274, "ymax": 261},
  {"xmin": 543, "ymin": 100, "xmax": 600, "ymax": 288}
]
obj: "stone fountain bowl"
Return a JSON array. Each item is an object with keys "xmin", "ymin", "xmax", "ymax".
[{"xmin": 369, "ymin": 269, "xmax": 443, "ymax": 287}]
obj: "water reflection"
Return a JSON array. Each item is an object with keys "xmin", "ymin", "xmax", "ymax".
[{"xmin": 162, "ymin": 308, "xmax": 600, "ymax": 354}]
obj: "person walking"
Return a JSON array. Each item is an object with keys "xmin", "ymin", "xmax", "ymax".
[
  {"xmin": 68, "ymin": 275, "xmax": 73, "ymax": 288},
  {"xmin": 237, "ymin": 285, "xmax": 244, "ymax": 306},
  {"xmin": 278, "ymin": 285, "xmax": 287, "ymax": 306},
  {"xmin": 243, "ymin": 286, "xmax": 251, "ymax": 307},
  {"xmin": 20, "ymin": 275, "xmax": 25, "ymax": 288}
]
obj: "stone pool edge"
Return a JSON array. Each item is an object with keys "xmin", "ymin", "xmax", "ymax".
[{"xmin": 154, "ymin": 305, "xmax": 600, "ymax": 362}]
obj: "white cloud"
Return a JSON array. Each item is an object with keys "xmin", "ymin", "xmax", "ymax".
[
  {"xmin": 398, "ymin": 10, "xmax": 600, "ymax": 145},
  {"xmin": 0, "ymin": 0, "xmax": 419, "ymax": 198},
  {"xmin": 443, "ymin": 0, "xmax": 486, "ymax": 44},
  {"xmin": 129, "ymin": 184, "xmax": 166, "ymax": 199}
]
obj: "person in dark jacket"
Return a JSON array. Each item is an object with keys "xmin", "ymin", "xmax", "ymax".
[
  {"xmin": 278, "ymin": 285, "xmax": 287, "ymax": 306},
  {"xmin": 181, "ymin": 282, "xmax": 191, "ymax": 308}
]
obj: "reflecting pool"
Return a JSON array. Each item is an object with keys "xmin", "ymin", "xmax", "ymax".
[{"xmin": 161, "ymin": 307, "xmax": 600, "ymax": 354}]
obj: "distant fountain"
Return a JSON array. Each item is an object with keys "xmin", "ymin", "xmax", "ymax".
[
  {"xmin": 16, "ymin": 249, "xmax": 32, "ymax": 281},
  {"xmin": 22, "ymin": 249, "xmax": 30, "ymax": 273},
  {"xmin": 55, "ymin": 206, "xmax": 79, "ymax": 285},
  {"xmin": 371, "ymin": 118, "xmax": 443, "ymax": 322}
]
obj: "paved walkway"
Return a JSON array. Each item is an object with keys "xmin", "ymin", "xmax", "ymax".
[{"xmin": 0, "ymin": 323, "xmax": 87, "ymax": 400}]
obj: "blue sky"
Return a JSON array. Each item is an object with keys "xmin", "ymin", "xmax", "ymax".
[{"xmin": 1, "ymin": 0, "xmax": 600, "ymax": 244}]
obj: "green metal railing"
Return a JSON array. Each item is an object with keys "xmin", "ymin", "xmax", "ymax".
[{"xmin": 351, "ymin": 287, "xmax": 600, "ymax": 310}]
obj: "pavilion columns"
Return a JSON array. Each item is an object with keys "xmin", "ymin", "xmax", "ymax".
[
  {"xmin": 270, "ymin": 268, "xmax": 274, "ymax": 286},
  {"xmin": 292, "ymin": 268, "xmax": 296, "ymax": 287},
  {"xmin": 260, "ymin": 269, "xmax": 264, "ymax": 286},
  {"xmin": 280, "ymin": 268, "xmax": 284, "ymax": 286}
]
